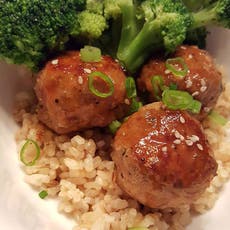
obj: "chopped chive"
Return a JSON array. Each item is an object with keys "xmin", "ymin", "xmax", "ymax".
[
  {"xmin": 128, "ymin": 98, "xmax": 143, "ymax": 115},
  {"xmin": 208, "ymin": 110, "xmax": 228, "ymax": 126},
  {"xmin": 162, "ymin": 89, "xmax": 201, "ymax": 114},
  {"xmin": 125, "ymin": 77, "xmax": 137, "ymax": 99},
  {"xmin": 20, "ymin": 139, "xmax": 40, "ymax": 166},
  {"xmin": 88, "ymin": 71, "xmax": 114, "ymax": 98},
  {"xmin": 188, "ymin": 100, "xmax": 202, "ymax": 114},
  {"xmin": 109, "ymin": 120, "xmax": 122, "ymax": 134},
  {"xmin": 80, "ymin": 46, "xmax": 101, "ymax": 62},
  {"xmin": 150, "ymin": 75, "xmax": 166, "ymax": 100},
  {"xmin": 39, "ymin": 190, "xmax": 48, "ymax": 199},
  {"xmin": 169, "ymin": 83, "xmax": 178, "ymax": 90},
  {"xmin": 165, "ymin": 57, "xmax": 188, "ymax": 78}
]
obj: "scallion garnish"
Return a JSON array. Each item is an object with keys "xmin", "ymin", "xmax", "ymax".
[
  {"xmin": 88, "ymin": 71, "xmax": 114, "ymax": 98},
  {"xmin": 128, "ymin": 97, "xmax": 143, "ymax": 115},
  {"xmin": 162, "ymin": 89, "xmax": 201, "ymax": 114},
  {"xmin": 189, "ymin": 100, "xmax": 202, "ymax": 114},
  {"xmin": 169, "ymin": 83, "xmax": 178, "ymax": 90},
  {"xmin": 39, "ymin": 190, "xmax": 48, "ymax": 199},
  {"xmin": 151, "ymin": 75, "xmax": 166, "ymax": 100},
  {"xmin": 20, "ymin": 139, "xmax": 40, "ymax": 166},
  {"xmin": 165, "ymin": 57, "xmax": 188, "ymax": 78},
  {"xmin": 208, "ymin": 110, "xmax": 228, "ymax": 126},
  {"xmin": 109, "ymin": 120, "xmax": 122, "ymax": 134},
  {"xmin": 125, "ymin": 77, "xmax": 137, "ymax": 99},
  {"xmin": 80, "ymin": 46, "xmax": 101, "ymax": 62}
]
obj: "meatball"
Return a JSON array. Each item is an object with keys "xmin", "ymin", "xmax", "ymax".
[
  {"xmin": 35, "ymin": 51, "xmax": 129, "ymax": 134},
  {"xmin": 138, "ymin": 45, "xmax": 222, "ymax": 120},
  {"xmin": 112, "ymin": 102, "xmax": 217, "ymax": 209}
]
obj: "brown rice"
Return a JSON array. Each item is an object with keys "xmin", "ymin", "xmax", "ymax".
[{"xmin": 14, "ymin": 82, "xmax": 230, "ymax": 230}]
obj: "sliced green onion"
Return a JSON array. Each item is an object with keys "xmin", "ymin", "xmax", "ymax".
[
  {"xmin": 125, "ymin": 77, "xmax": 143, "ymax": 115},
  {"xmin": 80, "ymin": 46, "xmax": 101, "ymax": 62},
  {"xmin": 165, "ymin": 57, "xmax": 188, "ymax": 78},
  {"xmin": 162, "ymin": 89, "xmax": 201, "ymax": 114},
  {"xmin": 39, "ymin": 190, "xmax": 48, "ymax": 199},
  {"xmin": 109, "ymin": 120, "xmax": 122, "ymax": 134},
  {"xmin": 162, "ymin": 89, "xmax": 192, "ymax": 110},
  {"xmin": 151, "ymin": 75, "xmax": 166, "ymax": 100},
  {"xmin": 189, "ymin": 100, "xmax": 202, "ymax": 114},
  {"xmin": 88, "ymin": 71, "xmax": 114, "ymax": 98},
  {"xmin": 20, "ymin": 139, "xmax": 40, "ymax": 166},
  {"xmin": 208, "ymin": 110, "xmax": 228, "ymax": 126},
  {"xmin": 125, "ymin": 77, "xmax": 137, "ymax": 99},
  {"xmin": 169, "ymin": 83, "xmax": 178, "ymax": 90},
  {"xmin": 128, "ymin": 98, "xmax": 143, "ymax": 115}
]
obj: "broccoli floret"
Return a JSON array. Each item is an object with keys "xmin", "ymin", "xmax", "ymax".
[
  {"xmin": 1, "ymin": 0, "xmax": 229, "ymax": 73},
  {"xmin": 190, "ymin": 0, "xmax": 230, "ymax": 29},
  {"xmin": 182, "ymin": 0, "xmax": 215, "ymax": 11},
  {"xmin": 86, "ymin": 0, "xmax": 104, "ymax": 15},
  {"xmin": 77, "ymin": 11, "xmax": 107, "ymax": 38},
  {"xmin": 136, "ymin": 1, "xmax": 155, "ymax": 21},
  {"xmin": 113, "ymin": 0, "xmax": 230, "ymax": 73},
  {"xmin": 104, "ymin": 0, "xmax": 122, "ymax": 19},
  {"xmin": 0, "ymin": 0, "xmax": 107, "ymax": 71},
  {"xmin": 116, "ymin": 0, "xmax": 191, "ymax": 73}
]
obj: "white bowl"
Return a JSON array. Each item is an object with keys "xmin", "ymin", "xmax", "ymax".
[{"xmin": 0, "ymin": 27, "xmax": 229, "ymax": 230}]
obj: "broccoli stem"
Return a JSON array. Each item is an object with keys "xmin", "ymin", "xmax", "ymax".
[
  {"xmin": 118, "ymin": 20, "xmax": 163, "ymax": 73},
  {"xmin": 111, "ymin": 19, "xmax": 122, "ymax": 55},
  {"xmin": 117, "ymin": 0, "xmax": 138, "ymax": 57},
  {"xmin": 190, "ymin": 4, "xmax": 218, "ymax": 29},
  {"xmin": 182, "ymin": 0, "xmax": 215, "ymax": 11}
]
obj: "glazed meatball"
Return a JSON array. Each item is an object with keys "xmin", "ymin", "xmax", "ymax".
[
  {"xmin": 138, "ymin": 45, "xmax": 222, "ymax": 120},
  {"xmin": 112, "ymin": 102, "xmax": 217, "ymax": 209},
  {"xmin": 35, "ymin": 51, "xmax": 129, "ymax": 134}
]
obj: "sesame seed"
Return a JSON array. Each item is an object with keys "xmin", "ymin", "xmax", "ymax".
[
  {"xmin": 173, "ymin": 139, "xmax": 181, "ymax": 145},
  {"xmin": 124, "ymin": 98, "xmax": 130, "ymax": 105},
  {"xmin": 200, "ymin": 79, "xmax": 206, "ymax": 86},
  {"xmin": 192, "ymin": 91, "xmax": 199, "ymax": 97},
  {"xmin": 84, "ymin": 68, "xmax": 92, "ymax": 74},
  {"xmin": 190, "ymin": 135, "xmax": 200, "ymax": 142},
  {"xmin": 181, "ymin": 46, "xmax": 187, "ymax": 50},
  {"xmin": 200, "ymin": 86, "xmax": 207, "ymax": 92},
  {"xmin": 179, "ymin": 116, "xmax": 185, "ymax": 124},
  {"xmin": 78, "ymin": 76, "xmax": 83, "ymax": 84},
  {"xmin": 165, "ymin": 69, "xmax": 171, "ymax": 74},
  {"xmin": 51, "ymin": 59, "xmax": 59, "ymax": 65},
  {"xmin": 185, "ymin": 79, "xmax": 192, "ymax": 88},
  {"xmin": 193, "ymin": 74, "xmax": 199, "ymax": 78},
  {"xmin": 204, "ymin": 107, "xmax": 211, "ymax": 113},
  {"xmin": 162, "ymin": 146, "xmax": 167, "ymax": 152},
  {"xmin": 185, "ymin": 140, "xmax": 193, "ymax": 146},
  {"xmin": 188, "ymin": 54, "xmax": 193, "ymax": 59},
  {"xmin": 174, "ymin": 131, "xmax": 181, "ymax": 139},
  {"xmin": 197, "ymin": 143, "xmax": 204, "ymax": 151},
  {"xmin": 174, "ymin": 131, "xmax": 184, "ymax": 140}
]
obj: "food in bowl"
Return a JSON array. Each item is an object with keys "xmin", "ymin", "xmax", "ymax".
[{"xmin": 1, "ymin": 0, "xmax": 230, "ymax": 229}]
